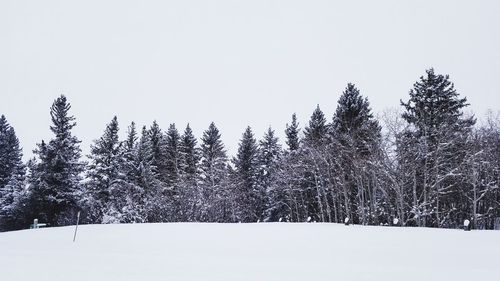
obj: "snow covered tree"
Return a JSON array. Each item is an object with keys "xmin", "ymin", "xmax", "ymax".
[
  {"xmin": 164, "ymin": 123, "xmax": 181, "ymax": 187},
  {"xmin": 124, "ymin": 122, "xmax": 138, "ymax": 155},
  {"xmin": 233, "ymin": 126, "xmax": 261, "ymax": 222},
  {"xmin": 331, "ymin": 83, "xmax": 383, "ymax": 225},
  {"xmin": 199, "ymin": 122, "xmax": 229, "ymax": 222},
  {"xmin": 285, "ymin": 113, "xmax": 300, "ymax": 151},
  {"xmin": 163, "ymin": 123, "xmax": 182, "ymax": 220},
  {"xmin": 332, "ymin": 83, "xmax": 381, "ymax": 156},
  {"xmin": 179, "ymin": 124, "xmax": 199, "ymax": 180},
  {"xmin": 0, "ymin": 115, "xmax": 26, "ymax": 231},
  {"xmin": 85, "ymin": 116, "xmax": 125, "ymax": 223},
  {"xmin": 304, "ymin": 105, "xmax": 328, "ymax": 146},
  {"xmin": 0, "ymin": 115, "xmax": 24, "ymax": 189},
  {"xmin": 296, "ymin": 105, "xmax": 333, "ymax": 223},
  {"xmin": 178, "ymin": 124, "xmax": 200, "ymax": 221},
  {"xmin": 148, "ymin": 121, "xmax": 167, "ymax": 183},
  {"xmin": 135, "ymin": 126, "xmax": 156, "ymax": 191},
  {"xmin": 258, "ymin": 127, "xmax": 283, "ymax": 221},
  {"xmin": 136, "ymin": 125, "xmax": 167, "ymax": 222},
  {"xmin": 399, "ymin": 68, "xmax": 476, "ymax": 227},
  {"xmin": 116, "ymin": 121, "xmax": 148, "ymax": 223},
  {"xmin": 27, "ymin": 95, "xmax": 84, "ymax": 226},
  {"xmin": 460, "ymin": 111, "xmax": 500, "ymax": 229}
]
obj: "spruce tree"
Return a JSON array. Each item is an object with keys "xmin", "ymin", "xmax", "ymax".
[
  {"xmin": 332, "ymin": 83, "xmax": 383, "ymax": 225},
  {"xmin": 178, "ymin": 124, "xmax": 200, "ymax": 221},
  {"xmin": 332, "ymin": 83, "xmax": 381, "ymax": 156},
  {"xmin": 136, "ymin": 125, "xmax": 155, "ymax": 188},
  {"xmin": 28, "ymin": 95, "xmax": 84, "ymax": 226},
  {"xmin": 0, "ymin": 115, "xmax": 25, "ymax": 231},
  {"xmin": 179, "ymin": 124, "xmax": 199, "ymax": 180},
  {"xmin": 86, "ymin": 116, "xmax": 124, "ymax": 223},
  {"xmin": 117, "ymin": 121, "xmax": 147, "ymax": 223},
  {"xmin": 233, "ymin": 126, "xmax": 260, "ymax": 222},
  {"xmin": 136, "ymin": 125, "xmax": 163, "ymax": 222},
  {"xmin": 0, "ymin": 115, "xmax": 24, "ymax": 188},
  {"xmin": 301, "ymin": 105, "xmax": 331, "ymax": 222},
  {"xmin": 285, "ymin": 113, "xmax": 300, "ymax": 151},
  {"xmin": 165, "ymin": 123, "xmax": 181, "ymax": 187},
  {"xmin": 200, "ymin": 123, "xmax": 227, "ymax": 188},
  {"xmin": 304, "ymin": 105, "xmax": 328, "ymax": 145},
  {"xmin": 148, "ymin": 121, "xmax": 167, "ymax": 182},
  {"xmin": 258, "ymin": 127, "xmax": 283, "ymax": 221},
  {"xmin": 124, "ymin": 121, "xmax": 138, "ymax": 154},
  {"xmin": 399, "ymin": 68, "xmax": 475, "ymax": 227},
  {"xmin": 199, "ymin": 122, "xmax": 228, "ymax": 222}
]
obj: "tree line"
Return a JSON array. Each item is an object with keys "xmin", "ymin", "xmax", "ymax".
[{"xmin": 1, "ymin": 69, "xmax": 499, "ymax": 231}]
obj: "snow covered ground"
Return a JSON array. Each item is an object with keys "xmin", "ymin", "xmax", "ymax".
[{"xmin": 0, "ymin": 223, "xmax": 498, "ymax": 281}]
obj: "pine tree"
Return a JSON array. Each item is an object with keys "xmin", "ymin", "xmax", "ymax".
[
  {"xmin": 136, "ymin": 126, "xmax": 155, "ymax": 190},
  {"xmin": 0, "ymin": 115, "xmax": 26, "ymax": 231},
  {"xmin": 117, "ymin": 121, "xmax": 147, "ymax": 223},
  {"xmin": 164, "ymin": 123, "xmax": 181, "ymax": 187},
  {"xmin": 399, "ymin": 68, "xmax": 476, "ymax": 227},
  {"xmin": 304, "ymin": 105, "xmax": 328, "ymax": 145},
  {"xmin": 148, "ymin": 121, "xmax": 167, "ymax": 182},
  {"xmin": 136, "ymin": 125, "xmax": 164, "ymax": 222},
  {"xmin": 285, "ymin": 113, "xmax": 300, "ymax": 151},
  {"xmin": 332, "ymin": 83, "xmax": 381, "ymax": 155},
  {"xmin": 258, "ymin": 127, "xmax": 283, "ymax": 221},
  {"xmin": 0, "ymin": 115, "xmax": 23, "ymax": 188},
  {"xmin": 179, "ymin": 124, "xmax": 199, "ymax": 180},
  {"xmin": 124, "ymin": 122, "xmax": 138, "ymax": 155},
  {"xmin": 233, "ymin": 126, "xmax": 260, "ymax": 222},
  {"xmin": 199, "ymin": 122, "xmax": 228, "ymax": 222},
  {"xmin": 300, "ymin": 105, "xmax": 331, "ymax": 222},
  {"xmin": 121, "ymin": 121, "xmax": 140, "ymax": 189},
  {"xmin": 85, "ymin": 116, "xmax": 124, "ymax": 223},
  {"xmin": 28, "ymin": 95, "xmax": 84, "ymax": 226},
  {"xmin": 331, "ymin": 83, "xmax": 383, "ymax": 225},
  {"xmin": 178, "ymin": 124, "xmax": 199, "ymax": 221}
]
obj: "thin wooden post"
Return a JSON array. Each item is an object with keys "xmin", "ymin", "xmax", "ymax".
[{"xmin": 73, "ymin": 211, "xmax": 81, "ymax": 242}]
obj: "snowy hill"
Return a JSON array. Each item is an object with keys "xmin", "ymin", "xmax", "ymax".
[{"xmin": 0, "ymin": 223, "xmax": 498, "ymax": 281}]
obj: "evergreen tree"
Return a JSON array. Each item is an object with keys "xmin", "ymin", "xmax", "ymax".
[
  {"xmin": 164, "ymin": 123, "xmax": 181, "ymax": 187},
  {"xmin": 136, "ymin": 126, "xmax": 156, "ymax": 190},
  {"xmin": 300, "ymin": 105, "xmax": 331, "ymax": 222},
  {"xmin": 121, "ymin": 121, "xmax": 140, "ymax": 190},
  {"xmin": 258, "ymin": 127, "xmax": 283, "ymax": 221},
  {"xmin": 117, "ymin": 121, "xmax": 147, "ymax": 223},
  {"xmin": 136, "ymin": 125, "xmax": 164, "ymax": 222},
  {"xmin": 0, "ymin": 115, "xmax": 24, "ymax": 189},
  {"xmin": 124, "ymin": 121, "xmax": 138, "ymax": 155},
  {"xmin": 163, "ymin": 123, "xmax": 182, "ymax": 220},
  {"xmin": 233, "ymin": 126, "xmax": 260, "ymax": 222},
  {"xmin": 304, "ymin": 105, "xmax": 327, "ymax": 145},
  {"xmin": 199, "ymin": 122, "xmax": 228, "ymax": 222},
  {"xmin": 28, "ymin": 95, "xmax": 84, "ymax": 226},
  {"xmin": 148, "ymin": 121, "xmax": 167, "ymax": 182},
  {"xmin": 399, "ymin": 68, "xmax": 476, "ymax": 227},
  {"xmin": 331, "ymin": 83, "xmax": 383, "ymax": 225},
  {"xmin": 0, "ymin": 115, "xmax": 26, "ymax": 231},
  {"xmin": 179, "ymin": 124, "xmax": 199, "ymax": 180},
  {"xmin": 285, "ymin": 113, "xmax": 300, "ymax": 151},
  {"xmin": 332, "ymin": 83, "xmax": 381, "ymax": 155},
  {"xmin": 85, "ymin": 116, "xmax": 124, "ymax": 223},
  {"xmin": 178, "ymin": 124, "xmax": 199, "ymax": 221}
]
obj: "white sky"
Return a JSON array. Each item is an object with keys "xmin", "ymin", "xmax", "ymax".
[{"xmin": 1, "ymin": 0, "xmax": 499, "ymax": 160}]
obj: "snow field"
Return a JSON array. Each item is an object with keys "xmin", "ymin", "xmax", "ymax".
[{"xmin": 0, "ymin": 223, "xmax": 498, "ymax": 281}]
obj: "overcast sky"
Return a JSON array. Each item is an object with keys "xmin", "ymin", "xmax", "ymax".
[{"xmin": 1, "ymin": 0, "xmax": 499, "ymax": 160}]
